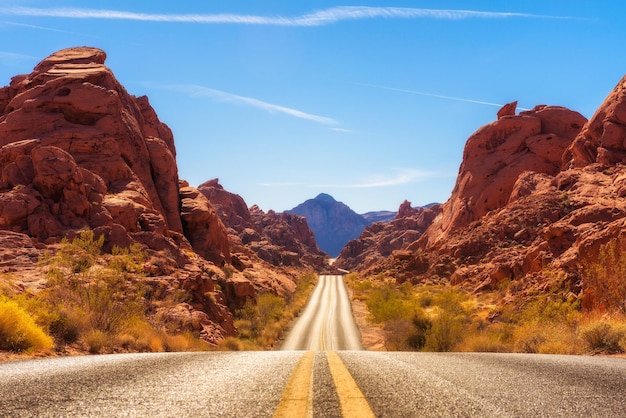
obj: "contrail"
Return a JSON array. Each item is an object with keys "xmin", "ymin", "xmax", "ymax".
[
  {"xmin": 165, "ymin": 84, "xmax": 338, "ymax": 125},
  {"xmin": 357, "ymin": 82, "xmax": 531, "ymax": 110},
  {"xmin": 0, "ymin": 6, "xmax": 576, "ymax": 26}
]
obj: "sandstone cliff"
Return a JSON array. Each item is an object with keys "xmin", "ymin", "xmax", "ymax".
[
  {"xmin": 197, "ymin": 179, "xmax": 326, "ymax": 300},
  {"xmin": 346, "ymin": 87, "xmax": 626, "ymax": 310},
  {"xmin": 0, "ymin": 47, "xmax": 318, "ymax": 347},
  {"xmin": 335, "ymin": 201, "xmax": 440, "ymax": 274}
]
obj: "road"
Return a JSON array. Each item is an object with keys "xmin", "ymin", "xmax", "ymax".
[
  {"xmin": 280, "ymin": 274, "xmax": 362, "ymax": 351},
  {"xmin": 2, "ymin": 274, "xmax": 626, "ymax": 417},
  {"xmin": 2, "ymin": 351, "xmax": 626, "ymax": 417}
]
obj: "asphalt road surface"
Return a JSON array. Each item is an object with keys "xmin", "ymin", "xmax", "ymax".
[
  {"xmin": 280, "ymin": 274, "xmax": 363, "ymax": 351},
  {"xmin": 2, "ymin": 351, "xmax": 626, "ymax": 417},
  {"xmin": 2, "ymin": 274, "xmax": 626, "ymax": 417}
]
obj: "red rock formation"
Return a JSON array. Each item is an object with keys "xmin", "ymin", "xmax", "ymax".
[
  {"xmin": 564, "ymin": 74, "xmax": 626, "ymax": 167},
  {"xmin": 497, "ymin": 101, "xmax": 517, "ymax": 119},
  {"xmin": 422, "ymin": 105, "xmax": 586, "ymax": 247},
  {"xmin": 198, "ymin": 179, "xmax": 326, "ymax": 271},
  {"xmin": 351, "ymin": 77, "xmax": 626, "ymax": 311},
  {"xmin": 179, "ymin": 181, "xmax": 230, "ymax": 265},
  {"xmin": 335, "ymin": 201, "xmax": 440, "ymax": 275},
  {"xmin": 0, "ymin": 47, "xmax": 235, "ymax": 343},
  {"xmin": 0, "ymin": 47, "xmax": 184, "ymax": 241}
]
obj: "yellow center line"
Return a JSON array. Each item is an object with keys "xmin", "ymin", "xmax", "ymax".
[
  {"xmin": 326, "ymin": 351, "xmax": 376, "ymax": 418},
  {"xmin": 273, "ymin": 351, "xmax": 315, "ymax": 418},
  {"xmin": 274, "ymin": 350, "xmax": 375, "ymax": 418}
]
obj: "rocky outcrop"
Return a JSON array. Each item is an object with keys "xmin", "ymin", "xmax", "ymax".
[
  {"xmin": 564, "ymin": 74, "xmax": 626, "ymax": 168},
  {"xmin": 421, "ymin": 104, "xmax": 586, "ymax": 247},
  {"xmin": 197, "ymin": 179, "xmax": 326, "ymax": 271},
  {"xmin": 179, "ymin": 181, "xmax": 230, "ymax": 265},
  {"xmin": 0, "ymin": 47, "xmax": 235, "ymax": 343},
  {"xmin": 356, "ymin": 75, "xmax": 626, "ymax": 310},
  {"xmin": 335, "ymin": 201, "xmax": 440, "ymax": 275},
  {"xmin": 287, "ymin": 193, "xmax": 369, "ymax": 257}
]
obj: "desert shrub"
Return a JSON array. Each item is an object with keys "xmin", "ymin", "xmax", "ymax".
[
  {"xmin": 84, "ymin": 329, "xmax": 109, "ymax": 354},
  {"xmin": 218, "ymin": 336, "xmax": 244, "ymax": 351},
  {"xmin": 114, "ymin": 319, "xmax": 165, "ymax": 352},
  {"xmin": 579, "ymin": 320, "xmax": 626, "ymax": 354},
  {"xmin": 421, "ymin": 288, "xmax": 472, "ymax": 352},
  {"xmin": 109, "ymin": 244, "xmax": 146, "ymax": 273},
  {"xmin": 519, "ymin": 295, "xmax": 581, "ymax": 327},
  {"xmin": 0, "ymin": 298, "xmax": 53, "ymax": 352},
  {"xmin": 406, "ymin": 312, "xmax": 432, "ymax": 350},
  {"xmin": 48, "ymin": 312, "xmax": 80, "ymax": 344},
  {"xmin": 366, "ymin": 284, "xmax": 415, "ymax": 323},
  {"xmin": 42, "ymin": 230, "xmax": 146, "ymax": 336},
  {"xmin": 234, "ymin": 319, "xmax": 253, "ymax": 339},
  {"xmin": 424, "ymin": 310, "xmax": 466, "ymax": 352},
  {"xmin": 580, "ymin": 239, "xmax": 626, "ymax": 314},
  {"xmin": 513, "ymin": 322, "xmax": 548, "ymax": 353},
  {"xmin": 53, "ymin": 230, "xmax": 104, "ymax": 273},
  {"xmin": 257, "ymin": 293, "xmax": 286, "ymax": 326},
  {"xmin": 346, "ymin": 274, "xmax": 373, "ymax": 301},
  {"xmin": 163, "ymin": 332, "xmax": 209, "ymax": 352},
  {"xmin": 383, "ymin": 319, "xmax": 416, "ymax": 351},
  {"xmin": 230, "ymin": 272, "xmax": 318, "ymax": 349},
  {"xmin": 457, "ymin": 333, "xmax": 510, "ymax": 353}
]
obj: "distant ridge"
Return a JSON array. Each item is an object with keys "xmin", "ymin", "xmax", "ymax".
[{"xmin": 362, "ymin": 211, "xmax": 396, "ymax": 224}]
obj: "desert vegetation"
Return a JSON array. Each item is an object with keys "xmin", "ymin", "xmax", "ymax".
[
  {"xmin": 347, "ymin": 251, "xmax": 626, "ymax": 355},
  {"xmin": 221, "ymin": 272, "xmax": 318, "ymax": 350},
  {"xmin": 0, "ymin": 231, "xmax": 209, "ymax": 355}
]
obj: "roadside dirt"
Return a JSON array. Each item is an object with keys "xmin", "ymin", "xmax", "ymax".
[{"xmin": 350, "ymin": 296, "xmax": 386, "ymax": 351}]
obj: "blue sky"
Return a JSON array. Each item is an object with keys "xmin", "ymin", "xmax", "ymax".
[{"xmin": 0, "ymin": 1, "xmax": 625, "ymax": 213}]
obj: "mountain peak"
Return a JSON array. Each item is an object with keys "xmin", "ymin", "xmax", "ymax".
[{"xmin": 314, "ymin": 193, "xmax": 336, "ymax": 203}]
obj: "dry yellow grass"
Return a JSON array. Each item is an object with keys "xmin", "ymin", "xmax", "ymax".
[{"xmin": 0, "ymin": 298, "xmax": 54, "ymax": 353}]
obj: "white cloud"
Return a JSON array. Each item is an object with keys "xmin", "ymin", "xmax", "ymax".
[
  {"xmin": 331, "ymin": 127, "xmax": 353, "ymax": 133},
  {"xmin": 167, "ymin": 84, "xmax": 338, "ymax": 125},
  {"xmin": 0, "ymin": 6, "xmax": 575, "ymax": 26},
  {"xmin": 316, "ymin": 168, "xmax": 436, "ymax": 189}
]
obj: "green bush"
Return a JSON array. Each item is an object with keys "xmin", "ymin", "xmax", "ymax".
[
  {"xmin": 257, "ymin": 293, "xmax": 286, "ymax": 326},
  {"xmin": 366, "ymin": 284, "xmax": 415, "ymax": 323},
  {"xmin": 424, "ymin": 311, "xmax": 465, "ymax": 352}
]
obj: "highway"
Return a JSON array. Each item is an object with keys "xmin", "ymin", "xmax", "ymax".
[
  {"xmin": 2, "ymin": 274, "xmax": 626, "ymax": 417},
  {"xmin": 280, "ymin": 274, "xmax": 362, "ymax": 351}
]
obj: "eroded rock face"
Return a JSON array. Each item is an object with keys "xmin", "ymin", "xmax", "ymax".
[
  {"xmin": 198, "ymin": 179, "xmax": 326, "ymax": 270},
  {"xmin": 0, "ymin": 47, "xmax": 184, "ymax": 241},
  {"xmin": 335, "ymin": 201, "xmax": 440, "ymax": 276},
  {"xmin": 179, "ymin": 181, "xmax": 231, "ymax": 265},
  {"xmin": 352, "ymin": 78, "xmax": 626, "ymax": 310},
  {"xmin": 564, "ymin": 74, "xmax": 626, "ymax": 168},
  {"xmin": 423, "ymin": 105, "xmax": 586, "ymax": 246},
  {"xmin": 0, "ymin": 47, "xmax": 234, "ymax": 343}
]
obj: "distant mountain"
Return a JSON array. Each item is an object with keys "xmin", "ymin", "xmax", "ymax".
[
  {"xmin": 362, "ymin": 211, "xmax": 396, "ymax": 224},
  {"xmin": 286, "ymin": 194, "xmax": 370, "ymax": 257}
]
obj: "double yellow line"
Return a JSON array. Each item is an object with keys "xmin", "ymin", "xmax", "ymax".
[{"xmin": 273, "ymin": 351, "xmax": 375, "ymax": 418}]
